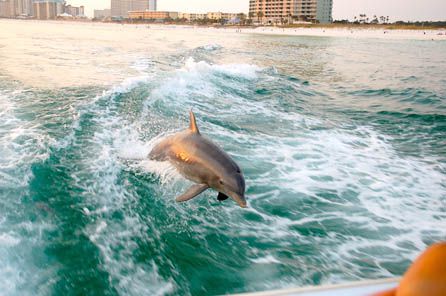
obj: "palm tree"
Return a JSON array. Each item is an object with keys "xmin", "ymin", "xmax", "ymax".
[{"xmin": 257, "ymin": 11, "xmax": 264, "ymax": 24}]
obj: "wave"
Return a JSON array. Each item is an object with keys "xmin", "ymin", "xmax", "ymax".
[
  {"xmin": 344, "ymin": 87, "xmax": 446, "ymax": 114},
  {"xmin": 195, "ymin": 44, "xmax": 223, "ymax": 52},
  {"xmin": 52, "ymin": 78, "xmax": 178, "ymax": 295},
  {"xmin": 0, "ymin": 88, "xmax": 56, "ymax": 296},
  {"xmin": 0, "ymin": 53, "xmax": 445, "ymax": 295},
  {"xmin": 182, "ymin": 57, "xmax": 261, "ymax": 80}
]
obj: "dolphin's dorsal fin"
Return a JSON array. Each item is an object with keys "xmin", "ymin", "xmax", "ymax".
[{"xmin": 189, "ymin": 110, "xmax": 200, "ymax": 134}]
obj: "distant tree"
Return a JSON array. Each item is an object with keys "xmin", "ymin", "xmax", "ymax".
[
  {"xmin": 334, "ymin": 19, "xmax": 349, "ymax": 24},
  {"xmin": 257, "ymin": 11, "xmax": 264, "ymax": 24},
  {"xmin": 359, "ymin": 14, "xmax": 367, "ymax": 23}
]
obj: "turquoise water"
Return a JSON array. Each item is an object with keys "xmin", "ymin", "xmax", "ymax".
[{"xmin": 0, "ymin": 21, "xmax": 445, "ymax": 295}]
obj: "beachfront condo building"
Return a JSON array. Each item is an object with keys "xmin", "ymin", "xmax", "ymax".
[
  {"xmin": 296, "ymin": 0, "xmax": 333, "ymax": 23},
  {"xmin": 94, "ymin": 8, "xmax": 111, "ymax": 19},
  {"xmin": 249, "ymin": 0, "xmax": 333, "ymax": 24},
  {"xmin": 64, "ymin": 4, "xmax": 84, "ymax": 17},
  {"xmin": 0, "ymin": 0, "xmax": 86, "ymax": 19},
  {"xmin": 33, "ymin": 0, "xmax": 64, "ymax": 19},
  {"xmin": 127, "ymin": 11, "xmax": 245, "ymax": 23},
  {"xmin": 0, "ymin": 0, "xmax": 34, "ymax": 17},
  {"xmin": 111, "ymin": 0, "xmax": 156, "ymax": 18},
  {"xmin": 128, "ymin": 10, "xmax": 178, "ymax": 21}
]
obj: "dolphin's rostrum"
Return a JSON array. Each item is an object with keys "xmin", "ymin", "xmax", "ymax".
[{"xmin": 149, "ymin": 111, "xmax": 247, "ymax": 208}]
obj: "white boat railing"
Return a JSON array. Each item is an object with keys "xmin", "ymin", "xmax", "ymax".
[{"xmin": 229, "ymin": 277, "xmax": 401, "ymax": 296}]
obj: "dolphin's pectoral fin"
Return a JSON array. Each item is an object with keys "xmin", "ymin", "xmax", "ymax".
[
  {"xmin": 217, "ymin": 192, "xmax": 229, "ymax": 201},
  {"xmin": 176, "ymin": 184, "xmax": 209, "ymax": 202}
]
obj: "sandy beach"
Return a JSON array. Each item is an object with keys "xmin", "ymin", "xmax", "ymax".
[
  {"xmin": 239, "ymin": 26, "xmax": 446, "ymax": 40},
  {"xmin": 151, "ymin": 24, "xmax": 446, "ymax": 41}
]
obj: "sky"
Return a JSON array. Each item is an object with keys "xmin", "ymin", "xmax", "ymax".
[{"xmin": 69, "ymin": 0, "xmax": 446, "ymax": 22}]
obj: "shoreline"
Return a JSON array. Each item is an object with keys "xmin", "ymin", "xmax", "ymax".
[
  {"xmin": 237, "ymin": 26, "xmax": 446, "ymax": 40},
  {"xmin": 2, "ymin": 18, "xmax": 445, "ymax": 41}
]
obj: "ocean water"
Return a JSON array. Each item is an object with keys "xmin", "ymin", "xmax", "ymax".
[{"xmin": 0, "ymin": 20, "xmax": 445, "ymax": 295}]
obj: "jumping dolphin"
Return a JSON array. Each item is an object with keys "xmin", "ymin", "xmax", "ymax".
[{"xmin": 148, "ymin": 111, "xmax": 247, "ymax": 208}]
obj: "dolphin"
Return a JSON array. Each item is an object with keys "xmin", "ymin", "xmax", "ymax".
[{"xmin": 148, "ymin": 111, "xmax": 247, "ymax": 208}]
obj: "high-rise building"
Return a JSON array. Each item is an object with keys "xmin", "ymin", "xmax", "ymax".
[
  {"xmin": 0, "ymin": 0, "xmax": 8, "ymax": 17},
  {"xmin": 65, "ymin": 4, "xmax": 84, "ymax": 16},
  {"xmin": 94, "ymin": 8, "xmax": 111, "ymax": 19},
  {"xmin": 0, "ymin": 0, "xmax": 12, "ymax": 17},
  {"xmin": 294, "ymin": 0, "xmax": 332, "ymax": 23},
  {"xmin": 314, "ymin": 0, "xmax": 332, "ymax": 23},
  {"xmin": 33, "ymin": 0, "xmax": 65, "ymax": 19},
  {"xmin": 148, "ymin": 0, "xmax": 155, "ymax": 11},
  {"xmin": 249, "ymin": 0, "xmax": 294, "ymax": 24},
  {"xmin": 249, "ymin": 0, "xmax": 332, "ymax": 24},
  {"xmin": 0, "ymin": 0, "xmax": 33, "ymax": 17},
  {"xmin": 111, "ymin": 0, "xmax": 156, "ymax": 18}
]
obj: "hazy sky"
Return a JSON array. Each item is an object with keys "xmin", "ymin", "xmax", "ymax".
[{"xmin": 70, "ymin": 0, "xmax": 446, "ymax": 21}]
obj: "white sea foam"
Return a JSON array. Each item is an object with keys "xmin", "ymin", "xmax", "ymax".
[
  {"xmin": 0, "ymin": 233, "xmax": 21, "ymax": 247},
  {"xmin": 239, "ymin": 122, "xmax": 445, "ymax": 277},
  {"xmin": 145, "ymin": 57, "xmax": 265, "ymax": 119},
  {"xmin": 63, "ymin": 78, "xmax": 181, "ymax": 295},
  {"xmin": 251, "ymin": 255, "xmax": 281, "ymax": 264},
  {"xmin": 0, "ymin": 88, "xmax": 57, "ymax": 294},
  {"xmin": 109, "ymin": 75, "xmax": 151, "ymax": 95},
  {"xmin": 197, "ymin": 44, "xmax": 223, "ymax": 51},
  {"xmin": 0, "ymin": 91, "xmax": 50, "ymax": 187},
  {"xmin": 131, "ymin": 58, "xmax": 154, "ymax": 73},
  {"xmin": 183, "ymin": 57, "xmax": 261, "ymax": 80},
  {"xmin": 118, "ymin": 132, "xmax": 183, "ymax": 184}
]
